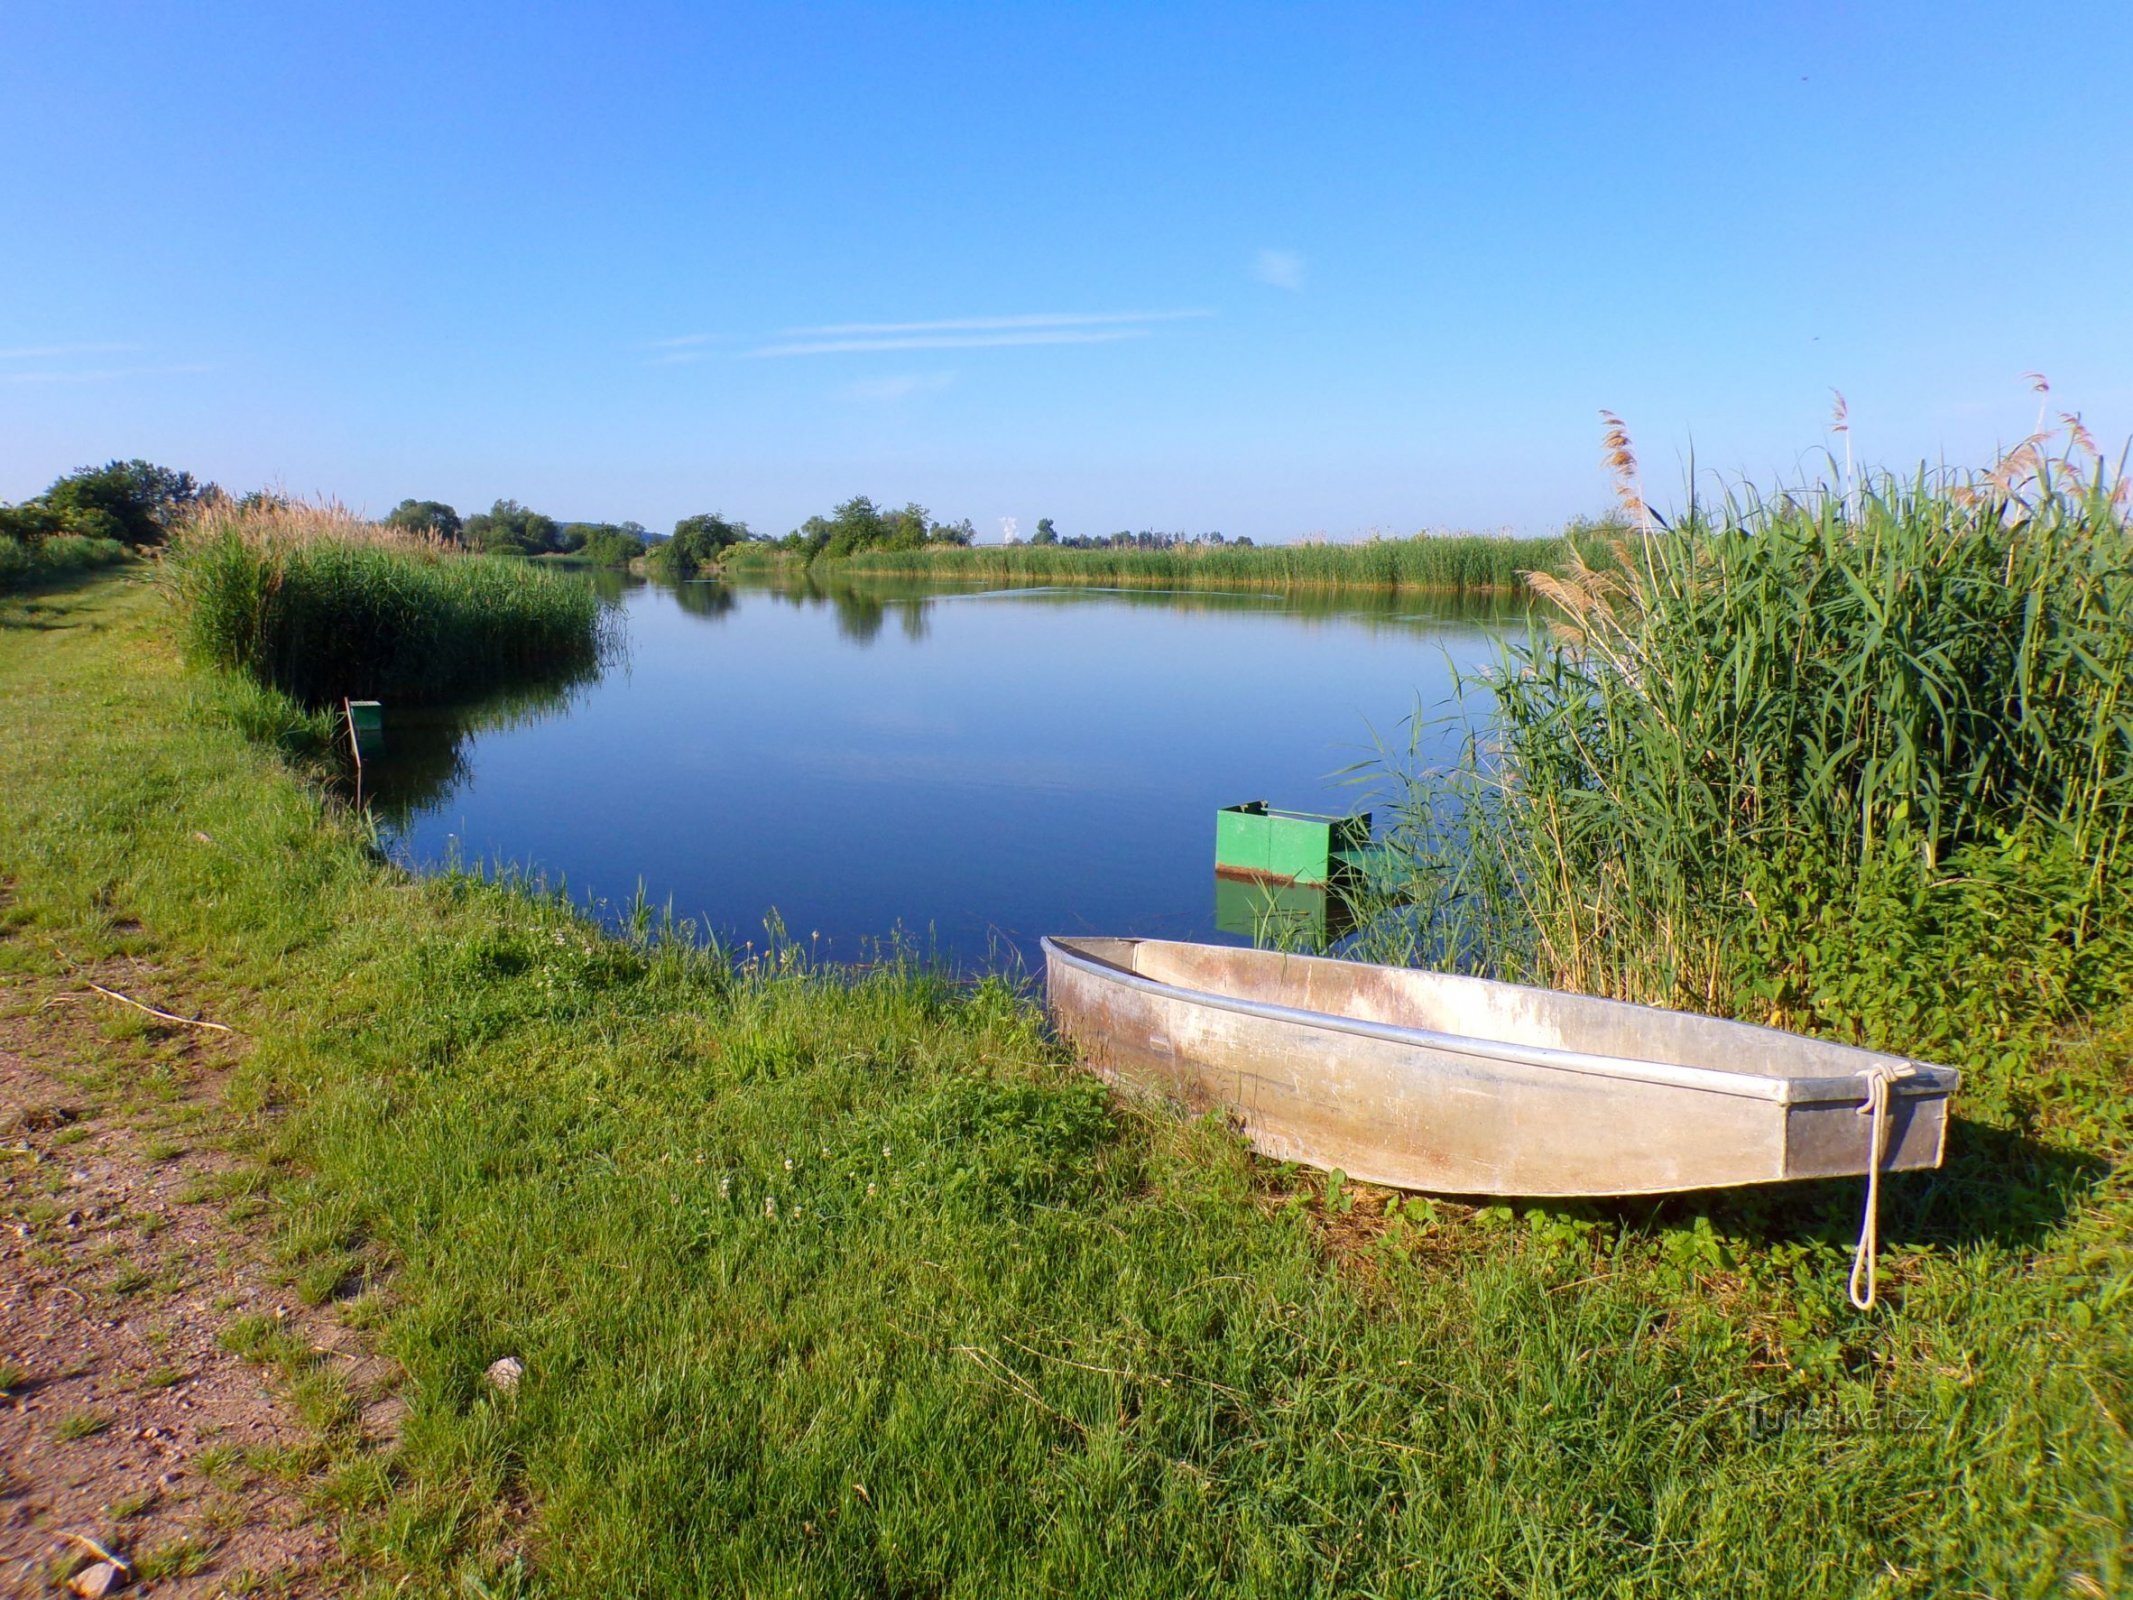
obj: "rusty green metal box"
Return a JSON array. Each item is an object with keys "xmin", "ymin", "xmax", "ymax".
[{"xmin": 1214, "ymin": 802, "xmax": 1371, "ymax": 887}]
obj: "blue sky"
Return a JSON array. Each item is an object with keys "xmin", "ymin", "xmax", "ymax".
[{"xmin": 4, "ymin": 2, "xmax": 2129, "ymax": 539}]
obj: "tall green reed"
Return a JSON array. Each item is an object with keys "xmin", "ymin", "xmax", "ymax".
[
  {"xmin": 167, "ymin": 499, "xmax": 615, "ymax": 705},
  {"xmin": 1357, "ymin": 424, "xmax": 2133, "ymax": 1090},
  {"xmin": 824, "ymin": 532, "xmax": 1571, "ymax": 592}
]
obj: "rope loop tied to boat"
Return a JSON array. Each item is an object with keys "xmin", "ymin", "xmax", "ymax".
[{"xmin": 1849, "ymin": 1062, "xmax": 1917, "ymax": 1311}]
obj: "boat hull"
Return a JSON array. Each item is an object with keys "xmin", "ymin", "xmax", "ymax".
[{"xmin": 1043, "ymin": 937, "xmax": 1954, "ymax": 1198}]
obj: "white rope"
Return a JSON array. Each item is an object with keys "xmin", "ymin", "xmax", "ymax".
[{"xmin": 1848, "ymin": 1063, "xmax": 1914, "ymax": 1311}]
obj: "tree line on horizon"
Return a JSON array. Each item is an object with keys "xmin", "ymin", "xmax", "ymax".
[{"xmin": 5, "ymin": 460, "xmax": 1345, "ymax": 590}]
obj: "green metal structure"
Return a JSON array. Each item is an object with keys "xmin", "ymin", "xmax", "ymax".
[{"xmin": 1214, "ymin": 801, "xmax": 1371, "ymax": 888}]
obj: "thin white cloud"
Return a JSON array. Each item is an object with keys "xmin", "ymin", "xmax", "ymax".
[
  {"xmin": 747, "ymin": 329, "xmax": 1154, "ymax": 359},
  {"xmin": 787, "ymin": 309, "xmax": 1211, "ymax": 337},
  {"xmin": 0, "ymin": 362, "xmax": 210, "ymax": 385},
  {"xmin": 0, "ymin": 341, "xmax": 143, "ymax": 361},
  {"xmin": 836, "ymin": 372, "xmax": 957, "ymax": 403},
  {"xmin": 646, "ymin": 349, "xmax": 717, "ymax": 367},
  {"xmin": 1254, "ymin": 249, "xmax": 1306, "ymax": 291}
]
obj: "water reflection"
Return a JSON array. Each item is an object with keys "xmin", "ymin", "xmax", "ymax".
[
  {"xmin": 669, "ymin": 579, "xmax": 738, "ymax": 621},
  {"xmin": 373, "ymin": 571, "xmax": 1513, "ymax": 969},
  {"xmin": 360, "ymin": 669, "xmax": 600, "ymax": 822},
  {"xmin": 1212, "ymin": 874, "xmax": 1359, "ymax": 945}
]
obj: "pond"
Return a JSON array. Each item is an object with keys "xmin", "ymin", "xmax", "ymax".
[{"xmin": 368, "ymin": 573, "xmax": 1515, "ymax": 972}]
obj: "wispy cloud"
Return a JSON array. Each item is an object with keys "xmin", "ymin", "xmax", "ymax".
[
  {"xmin": 0, "ymin": 341, "xmax": 143, "ymax": 361},
  {"xmin": 644, "ymin": 309, "xmax": 1212, "ymax": 364},
  {"xmin": 836, "ymin": 372, "xmax": 957, "ymax": 403},
  {"xmin": 744, "ymin": 307, "xmax": 1212, "ymax": 359},
  {"xmin": 1254, "ymin": 249, "xmax": 1306, "ymax": 291},
  {"xmin": 0, "ymin": 361, "xmax": 210, "ymax": 385},
  {"xmin": 787, "ymin": 310, "xmax": 1211, "ymax": 337},
  {"xmin": 638, "ymin": 332, "xmax": 726, "ymax": 367},
  {"xmin": 750, "ymin": 328, "xmax": 1156, "ymax": 358}
]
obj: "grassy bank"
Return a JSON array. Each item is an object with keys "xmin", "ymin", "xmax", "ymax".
[
  {"xmin": 166, "ymin": 499, "xmax": 612, "ymax": 705},
  {"xmin": 810, "ymin": 532, "xmax": 1571, "ymax": 593},
  {"xmin": 0, "ymin": 571, "xmax": 2126, "ymax": 1593}
]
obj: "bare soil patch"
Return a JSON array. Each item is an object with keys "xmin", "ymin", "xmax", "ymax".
[{"xmin": 0, "ymin": 963, "xmax": 384, "ymax": 1596}]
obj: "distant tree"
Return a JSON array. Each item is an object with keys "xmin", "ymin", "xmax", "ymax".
[
  {"xmin": 462, "ymin": 498, "xmax": 560, "ymax": 555},
  {"xmin": 41, "ymin": 459, "xmax": 209, "ymax": 545},
  {"xmin": 384, "ymin": 498, "xmax": 462, "ymax": 541},
  {"xmin": 671, "ymin": 513, "xmax": 750, "ymax": 563},
  {"xmin": 575, "ymin": 524, "xmax": 648, "ymax": 565},
  {"xmin": 785, "ymin": 497, "xmax": 980, "ymax": 561},
  {"xmin": 1032, "ymin": 517, "xmax": 1059, "ymax": 545},
  {"xmin": 0, "ymin": 501, "xmax": 65, "ymax": 546}
]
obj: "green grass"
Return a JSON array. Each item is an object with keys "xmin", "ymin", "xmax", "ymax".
[
  {"xmin": 810, "ymin": 531, "xmax": 1573, "ymax": 593},
  {"xmin": 164, "ymin": 499, "xmax": 613, "ymax": 706},
  {"xmin": 0, "ymin": 573, "xmax": 2126, "ymax": 1595}
]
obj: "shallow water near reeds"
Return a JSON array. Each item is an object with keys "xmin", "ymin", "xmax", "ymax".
[{"xmin": 370, "ymin": 573, "xmax": 1514, "ymax": 970}]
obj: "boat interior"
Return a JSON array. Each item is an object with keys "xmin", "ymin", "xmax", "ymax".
[{"xmin": 1049, "ymin": 935, "xmax": 1929, "ymax": 1088}]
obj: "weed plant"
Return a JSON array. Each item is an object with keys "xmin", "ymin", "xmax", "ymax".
[{"xmin": 166, "ymin": 498, "xmax": 613, "ymax": 705}]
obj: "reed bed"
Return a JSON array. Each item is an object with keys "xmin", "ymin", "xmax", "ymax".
[
  {"xmin": 166, "ymin": 498, "xmax": 613, "ymax": 705},
  {"xmin": 818, "ymin": 532, "xmax": 1570, "ymax": 593},
  {"xmin": 1363, "ymin": 424, "xmax": 2133, "ymax": 1096}
]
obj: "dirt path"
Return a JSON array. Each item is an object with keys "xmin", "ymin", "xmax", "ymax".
[{"xmin": 0, "ymin": 963, "xmax": 391, "ymax": 1596}]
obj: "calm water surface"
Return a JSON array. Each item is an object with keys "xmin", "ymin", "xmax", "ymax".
[{"xmin": 373, "ymin": 576, "xmax": 1512, "ymax": 971}]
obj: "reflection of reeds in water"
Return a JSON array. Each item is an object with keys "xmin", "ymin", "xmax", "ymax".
[
  {"xmin": 722, "ymin": 566, "xmax": 1528, "ymax": 641},
  {"xmin": 359, "ymin": 670, "xmax": 603, "ymax": 825},
  {"xmin": 167, "ymin": 497, "xmax": 617, "ymax": 705},
  {"xmin": 1347, "ymin": 415, "xmax": 2133, "ymax": 1098}
]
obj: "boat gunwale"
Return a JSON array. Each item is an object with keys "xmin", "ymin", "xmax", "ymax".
[{"xmin": 1041, "ymin": 936, "xmax": 1960, "ymax": 1107}]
